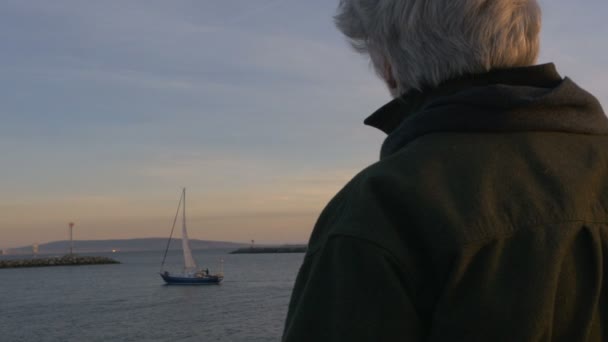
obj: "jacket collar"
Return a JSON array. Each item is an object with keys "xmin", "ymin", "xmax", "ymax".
[{"xmin": 364, "ymin": 64, "xmax": 608, "ymax": 159}]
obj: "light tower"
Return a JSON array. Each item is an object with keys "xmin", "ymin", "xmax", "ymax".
[{"xmin": 69, "ymin": 222, "xmax": 75, "ymax": 255}]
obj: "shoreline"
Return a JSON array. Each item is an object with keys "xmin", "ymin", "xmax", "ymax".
[{"xmin": 230, "ymin": 246, "xmax": 307, "ymax": 254}]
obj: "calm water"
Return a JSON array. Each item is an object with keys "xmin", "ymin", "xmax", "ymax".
[{"xmin": 0, "ymin": 250, "xmax": 304, "ymax": 342}]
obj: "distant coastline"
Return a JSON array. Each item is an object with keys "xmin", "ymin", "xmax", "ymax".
[
  {"xmin": 2, "ymin": 238, "xmax": 247, "ymax": 256},
  {"xmin": 230, "ymin": 245, "xmax": 307, "ymax": 254}
]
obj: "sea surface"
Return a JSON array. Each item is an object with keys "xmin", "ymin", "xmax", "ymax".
[{"xmin": 0, "ymin": 249, "xmax": 304, "ymax": 342}]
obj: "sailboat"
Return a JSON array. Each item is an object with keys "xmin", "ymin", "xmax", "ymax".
[{"xmin": 159, "ymin": 188, "xmax": 223, "ymax": 285}]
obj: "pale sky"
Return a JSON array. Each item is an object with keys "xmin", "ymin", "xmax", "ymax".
[{"xmin": 1, "ymin": 0, "xmax": 606, "ymax": 249}]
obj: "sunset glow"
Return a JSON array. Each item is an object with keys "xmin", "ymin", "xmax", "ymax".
[{"xmin": 1, "ymin": 0, "xmax": 606, "ymax": 249}]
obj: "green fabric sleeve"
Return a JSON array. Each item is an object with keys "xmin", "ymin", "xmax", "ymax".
[{"xmin": 282, "ymin": 235, "xmax": 424, "ymax": 342}]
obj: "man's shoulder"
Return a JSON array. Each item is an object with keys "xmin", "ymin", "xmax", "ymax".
[
  {"xmin": 305, "ymin": 140, "xmax": 444, "ymax": 259},
  {"xmin": 307, "ymin": 131, "xmax": 608, "ymax": 260}
]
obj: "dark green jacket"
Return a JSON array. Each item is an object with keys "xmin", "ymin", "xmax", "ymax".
[{"xmin": 283, "ymin": 64, "xmax": 608, "ymax": 341}]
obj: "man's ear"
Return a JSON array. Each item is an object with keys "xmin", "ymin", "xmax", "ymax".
[{"xmin": 384, "ymin": 63, "xmax": 398, "ymax": 90}]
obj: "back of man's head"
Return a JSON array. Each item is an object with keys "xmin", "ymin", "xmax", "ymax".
[{"xmin": 335, "ymin": 0, "xmax": 542, "ymax": 96}]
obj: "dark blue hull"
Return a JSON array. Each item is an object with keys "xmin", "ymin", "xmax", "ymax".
[{"xmin": 160, "ymin": 272, "xmax": 223, "ymax": 285}]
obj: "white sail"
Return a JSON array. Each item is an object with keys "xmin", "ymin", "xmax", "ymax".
[{"xmin": 181, "ymin": 188, "xmax": 198, "ymax": 272}]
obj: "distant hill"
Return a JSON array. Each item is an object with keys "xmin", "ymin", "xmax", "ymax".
[{"xmin": 7, "ymin": 238, "xmax": 247, "ymax": 255}]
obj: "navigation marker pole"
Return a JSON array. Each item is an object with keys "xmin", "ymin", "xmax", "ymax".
[{"xmin": 69, "ymin": 222, "xmax": 75, "ymax": 255}]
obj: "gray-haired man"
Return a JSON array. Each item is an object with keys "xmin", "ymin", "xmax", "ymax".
[{"xmin": 283, "ymin": 0, "xmax": 608, "ymax": 341}]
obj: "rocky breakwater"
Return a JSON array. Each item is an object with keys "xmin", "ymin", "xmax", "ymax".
[{"xmin": 0, "ymin": 255, "xmax": 120, "ymax": 269}]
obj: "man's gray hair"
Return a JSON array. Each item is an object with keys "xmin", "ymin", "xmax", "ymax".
[{"xmin": 335, "ymin": 0, "xmax": 542, "ymax": 95}]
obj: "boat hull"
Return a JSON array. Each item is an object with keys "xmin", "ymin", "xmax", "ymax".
[{"xmin": 160, "ymin": 272, "xmax": 223, "ymax": 285}]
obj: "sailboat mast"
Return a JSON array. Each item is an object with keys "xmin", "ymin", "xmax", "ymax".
[
  {"xmin": 182, "ymin": 188, "xmax": 186, "ymax": 233},
  {"xmin": 160, "ymin": 189, "xmax": 183, "ymax": 272}
]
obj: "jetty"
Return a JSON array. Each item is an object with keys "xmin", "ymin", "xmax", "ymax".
[
  {"xmin": 0, "ymin": 255, "xmax": 120, "ymax": 269},
  {"xmin": 230, "ymin": 245, "xmax": 307, "ymax": 254}
]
